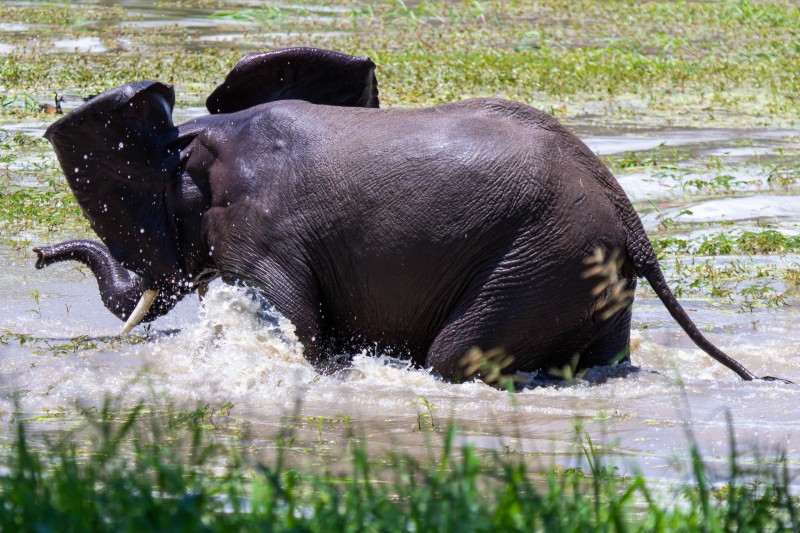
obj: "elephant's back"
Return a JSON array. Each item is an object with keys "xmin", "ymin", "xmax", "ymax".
[
  {"xmin": 215, "ymin": 98, "xmax": 630, "ymax": 271},
  {"xmin": 251, "ymin": 101, "xmax": 630, "ymax": 360},
  {"xmin": 317, "ymin": 99, "xmax": 627, "ymax": 249}
]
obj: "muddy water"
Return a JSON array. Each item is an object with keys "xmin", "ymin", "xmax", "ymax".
[
  {"xmin": 1, "ymin": 0, "xmax": 799, "ymax": 483},
  {"xmin": 2, "ymin": 123, "xmax": 799, "ymax": 483}
]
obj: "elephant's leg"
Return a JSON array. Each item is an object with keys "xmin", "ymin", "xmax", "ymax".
[
  {"xmin": 570, "ymin": 273, "xmax": 637, "ymax": 371},
  {"xmin": 572, "ymin": 304, "xmax": 633, "ymax": 371},
  {"xmin": 225, "ymin": 257, "xmax": 326, "ymax": 365},
  {"xmin": 425, "ymin": 302, "xmax": 631, "ymax": 383},
  {"xmin": 423, "ymin": 246, "xmax": 635, "ymax": 382},
  {"xmin": 425, "ymin": 284, "xmax": 631, "ymax": 381},
  {"xmin": 424, "ymin": 270, "xmax": 635, "ymax": 382},
  {"xmin": 423, "ymin": 292, "xmax": 549, "ymax": 382},
  {"xmin": 423, "ymin": 268, "xmax": 578, "ymax": 382}
]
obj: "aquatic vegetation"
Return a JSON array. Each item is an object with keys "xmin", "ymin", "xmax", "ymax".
[
  {"xmin": 682, "ymin": 174, "xmax": 748, "ymax": 195},
  {"xmin": 1, "ymin": 1, "xmax": 800, "ymax": 121},
  {"xmin": 0, "ymin": 93, "xmax": 39, "ymax": 114},
  {"xmin": 642, "ymin": 226, "xmax": 798, "ymax": 302},
  {"xmin": 0, "ymin": 128, "xmax": 89, "ymax": 244},
  {"xmin": 641, "ymin": 256, "xmax": 796, "ymax": 311},
  {"xmin": 0, "ymin": 183, "xmax": 87, "ymax": 242},
  {"xmin": 653, "ymin": 229, "xmax": 800, "ymax": 257},
  {"xmin": 412, "ymin": 395, "xmax": 437, "ymax": 431},
  {"xmin": 0, "ymin": 329, "xmax": 149, "ymax": 357},
  {"xmin": 605, "ymin": 145, "xmax": 685, "ymax": 172},
  {"xmin": 0, "ymin": 4, "xmax": 133, "ymax": 25},
  {"xmin": 301, "ymin": 415, "xmax": 353, "ymax": 443},
  {"xmin": 764, "ymin": 160, "xmax": 800, "ymax": 189}
]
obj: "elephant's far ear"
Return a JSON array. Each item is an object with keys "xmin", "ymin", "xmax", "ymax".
[{"xmin": 206, "ymin": 47, "xmax": 379, "ymax": 114}]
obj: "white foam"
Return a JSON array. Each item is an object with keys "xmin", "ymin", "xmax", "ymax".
[{"xmin": 141, "ymin": 285, "xmax": 313, "ymax": 405}]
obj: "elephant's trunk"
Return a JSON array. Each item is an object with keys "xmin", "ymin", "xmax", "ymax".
[{"xmin": 33, "ymin": 240, "xmax": 180, "ymax": 326}]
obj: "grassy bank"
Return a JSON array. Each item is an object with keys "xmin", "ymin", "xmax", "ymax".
[{"xmin": 1, "ymin": 404, "xmax": 797, "ymax": 532}]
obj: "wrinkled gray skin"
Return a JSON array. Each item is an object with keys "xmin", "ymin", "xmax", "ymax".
[{"xmin": 34, "ymin": 48, "xmax": 784, "ymax": 383}]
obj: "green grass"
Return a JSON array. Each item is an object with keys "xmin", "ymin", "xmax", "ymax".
[
  {"xmin": 0, "ymin": 185, "xmax": 84, "ymax": 238},
  {"xmin": 0, "ymin": 328, "xmax": 149, "ymax": 357},
  {"xmin": 1, "ymin": 1, "xmax": 800, "ymax": 120},
  {"xmin": 0, "ymin": 403, "xmax": 797, "ymax": 532},
  {"xmin": 0, "ymin": 4, "xmax": 133, "ymax": 25},
  {"xmin": 0, "ymin": 129, "xmax": 89, "ymax": 244},
  {"xmin": 653, "ymin": 229, "xmax": 800, "ymax": 257},
  {"xmin": 645, "ymin": 228, "xmax": 800, "ymax": 309}
]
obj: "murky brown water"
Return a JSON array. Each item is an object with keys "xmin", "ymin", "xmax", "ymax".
[{"xmin": 1, "ymin": 1, "xmax": 799, "ymax": 484}]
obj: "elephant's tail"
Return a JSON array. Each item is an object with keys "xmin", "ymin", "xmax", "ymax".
[
  {"xmin": 570, "ymin": 127, "xmax": 787, "ymax": 382},
  {"xmin": 628, "ymin": 231, "xmax": 790, "ymax": 383}
]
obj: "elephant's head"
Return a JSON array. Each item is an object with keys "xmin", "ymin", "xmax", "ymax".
[
  {"xmin": 39, "ymin": 47, "xmax": 379, "ymax": 331},
  {"xmin": 43, "ymin": 80, "xmax": 206, "ymax": 331}
]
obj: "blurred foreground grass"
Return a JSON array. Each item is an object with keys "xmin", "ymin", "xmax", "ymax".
[{"xmin": 1, "ymin": 402, "xmax": 798, "ymax": 532}]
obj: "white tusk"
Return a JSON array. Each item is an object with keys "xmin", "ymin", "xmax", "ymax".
[
  {"xmin": 120, "ymin": 289, "xmax": 158, "ymax": 335},
  {"xmin": 197, "ymin": 282, "xmax": 209, "ymax": 301}
]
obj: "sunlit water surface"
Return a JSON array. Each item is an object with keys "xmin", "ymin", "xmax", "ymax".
[
  {"xmin": 0, "ymin": 0, "xmax": 798, "ymax": 484},
  {"xmin": 2, "ymin": 124, "xmax": 799, "ymax": 484}
]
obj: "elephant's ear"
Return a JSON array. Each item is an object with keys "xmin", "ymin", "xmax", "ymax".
[
  {"xmin": 206, "ymin": 47, "xmax": 379, "ymax": 114},
  {"xmin": 44, "ymin": 82, "xmax": 185, "ymax": 283}
]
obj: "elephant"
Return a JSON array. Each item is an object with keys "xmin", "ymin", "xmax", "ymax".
[{"xmin": 33, "ymin": 47, "xmax": 786, "ymax": 384}]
